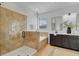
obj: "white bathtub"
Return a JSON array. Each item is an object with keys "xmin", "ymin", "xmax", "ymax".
[
  {"xmin": 3, "ymin": 46, "xmax": 37, "ymax": 56},
  {"xmin": 40, "ymin": 36, "xmax": 47, "ymax": 41}
]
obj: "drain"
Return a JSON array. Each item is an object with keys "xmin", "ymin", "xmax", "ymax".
[{"xmin": 17, "ymin": 55, "xmax": 20, "ymax": 56}]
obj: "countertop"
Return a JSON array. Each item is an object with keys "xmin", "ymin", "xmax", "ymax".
[{"xmin": 50, "ymin": 32, "xmax": 79, "ymax": 36}]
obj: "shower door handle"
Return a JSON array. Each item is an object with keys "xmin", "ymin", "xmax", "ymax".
[{"xmin": 22, "ymin": 31, "xmax": 25, "ymax": 38}]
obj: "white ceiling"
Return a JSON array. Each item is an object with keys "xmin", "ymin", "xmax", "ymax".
[{"xmin": 2, "ymin": 2, "xmax": 79, "ymax": 14}]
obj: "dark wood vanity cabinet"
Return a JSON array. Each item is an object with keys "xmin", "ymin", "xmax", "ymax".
[
  {"xmin": 50, "ymin": 34, "xmax": 79, "ymax": 51},
  {"xmin": 62, "ymin": 35, "xmax": 70, "ymax": 48},
  {"xmin": 68, "ymin": 36, "xmax": 78, "ymax": 50},
  {"xmin": 50, "ymin": 34, "xmax": 63, "ymax": 47}
]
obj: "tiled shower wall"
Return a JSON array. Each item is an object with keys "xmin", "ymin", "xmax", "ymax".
[
  {"xmin": 0, "ymin": 6, "xmax": 26, "ymax": 55},
  {"xmin": 0, "ymin": 6, "xmax": 48, "ymax": 55}
]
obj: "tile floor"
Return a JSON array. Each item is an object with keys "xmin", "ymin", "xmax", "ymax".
[{"xmin": 34, "ymin": 44, "xmax": 79, "ymax": 56}]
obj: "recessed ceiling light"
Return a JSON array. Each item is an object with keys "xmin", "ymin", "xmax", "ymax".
[{"xmin": 68, "ymin": 13, "xmax": 71, "ymax": 16}]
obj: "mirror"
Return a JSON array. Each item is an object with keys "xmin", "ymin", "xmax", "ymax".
[
  {"xmin": 51, "ymin": 16, "xmax": 63, "ymax": 33},
  {"xmin": 76, "ymin": 14, "xmax": 79, "ymax": 31},
  {"xmin": 51, "ymin": 13, "xmax": 78, "ymax": 34},
  {"xmin": 63, "ymin": 13, "xmax": 77, "ymax": 33}
]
